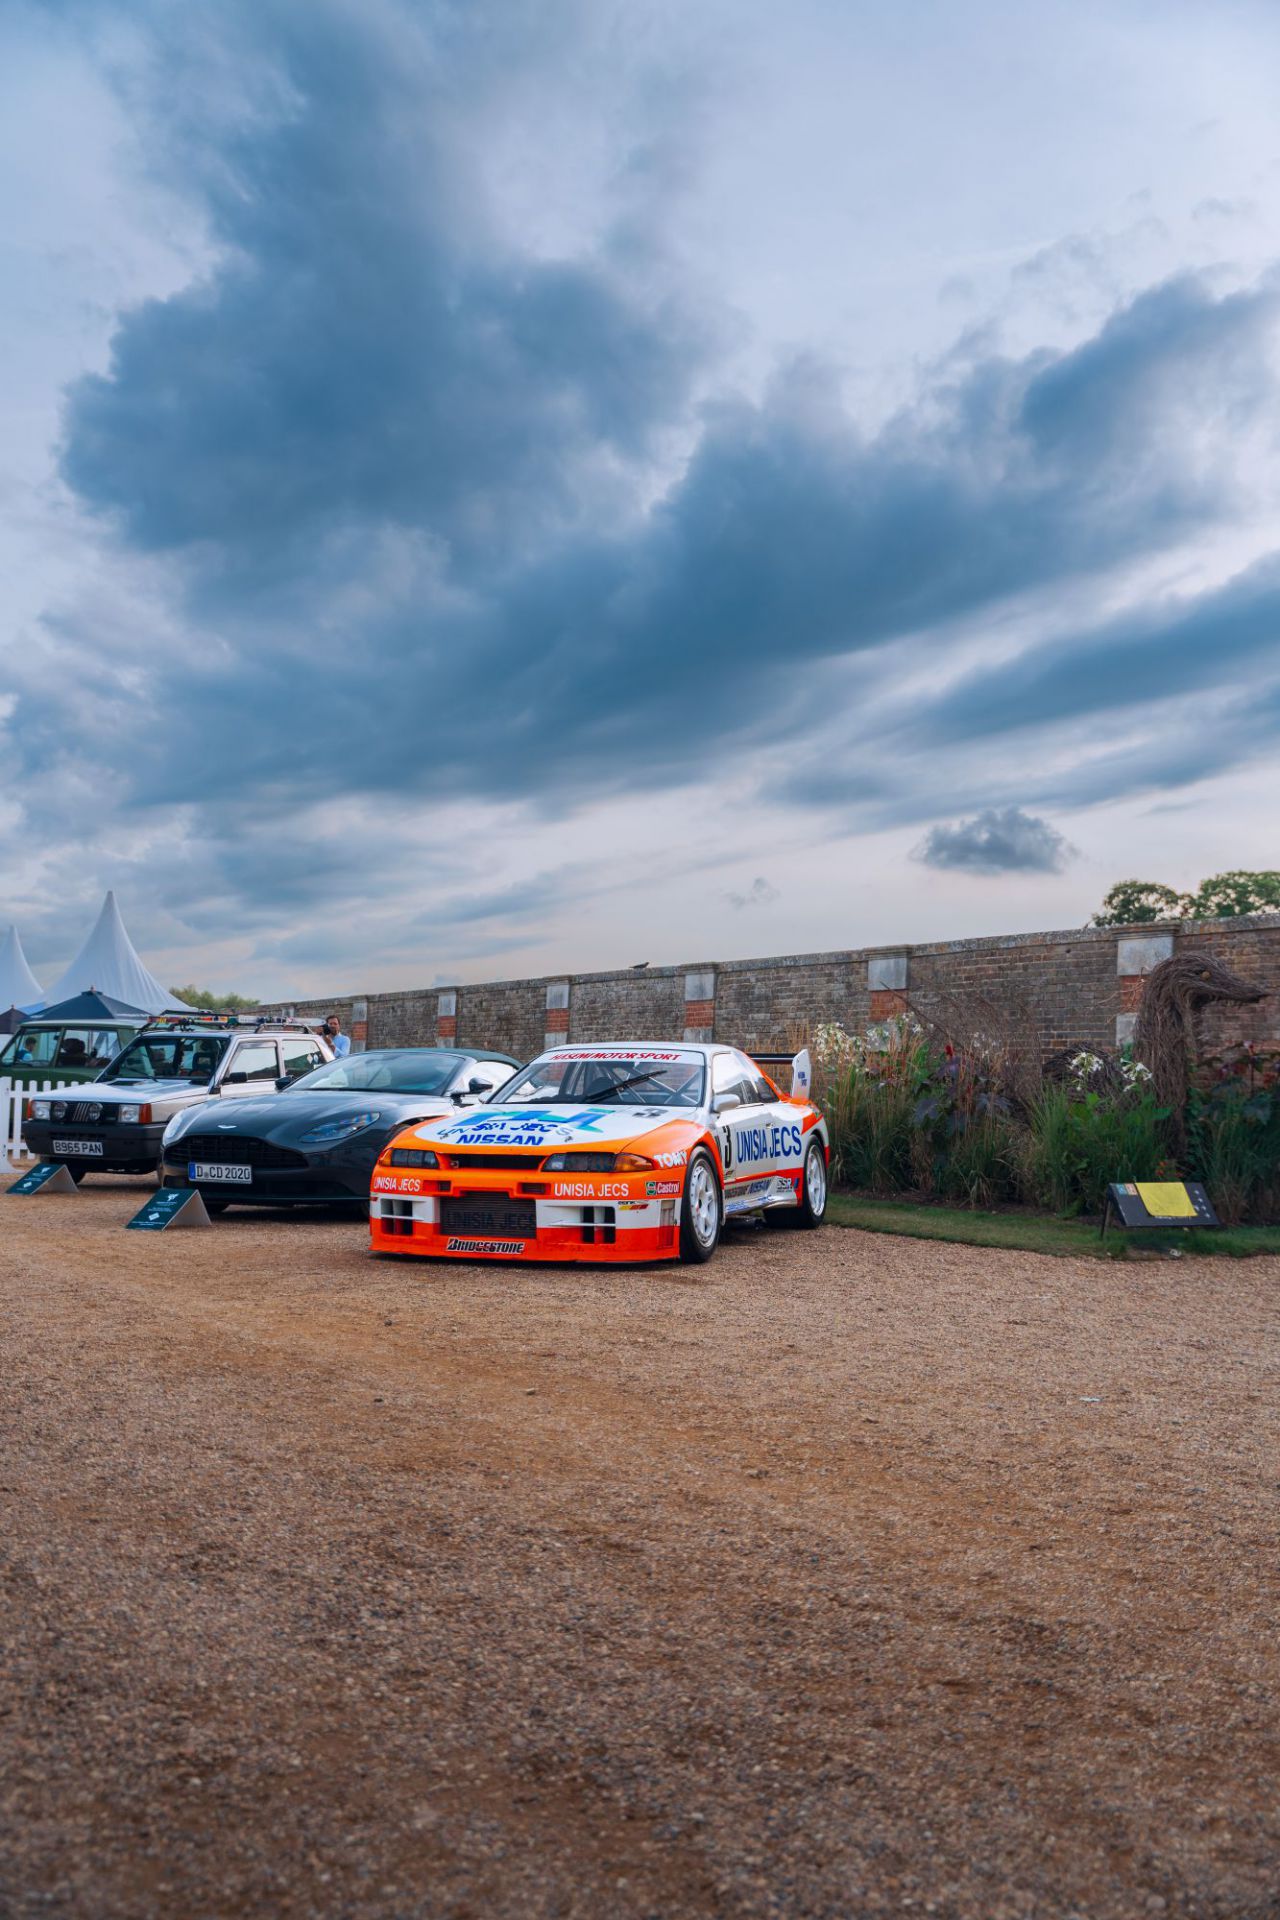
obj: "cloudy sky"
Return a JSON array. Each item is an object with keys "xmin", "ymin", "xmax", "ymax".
[{"xmin": 3, "ymin": 0, "xmax": 1279, "ymax": 997}]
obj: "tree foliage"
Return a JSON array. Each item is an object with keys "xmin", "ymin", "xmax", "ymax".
[
  {"xmin": 1092, "ymin": 871, "xmax": 1280, "ymax": 927},
  {"xmin": 170, "ymin": 983, "xmax": 258, "ymax": 1011},
  {"xmin": 1090, "ymin": 880, "xmax": 1187, "ymax": 926},
  {"xmin": 1186, "ymin": 870, "xmax": 1280, "ymax": 920}
]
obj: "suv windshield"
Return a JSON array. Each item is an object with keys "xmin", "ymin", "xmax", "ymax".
[
  {"xmin": 291, "ymin": 1051, "xmax": 468, "ymax": 1096},
  {"xmin": 104, "ymin": 1034, "xmax": 229, "ymax": 1084},
  {"xmin": 497, "ymin": 1052, "xmax": 705, "ymax": 1108}
]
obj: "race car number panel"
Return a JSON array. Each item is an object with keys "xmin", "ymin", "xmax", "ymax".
[{"xmin": 440, "ymin": 1197, "xmax": 538, "ymax": 1239}]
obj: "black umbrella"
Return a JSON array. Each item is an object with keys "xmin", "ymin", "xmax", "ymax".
[{"xmin": 34, "ymin": 990, "xmax": 150, "ymax": 1024}]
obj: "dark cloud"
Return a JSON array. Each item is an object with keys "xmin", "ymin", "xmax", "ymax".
[
  {"xmin": 905, "ymin": 553, "xmax": 1280, "ymax": 752},
  {"xmin": 61, "ymin": 0, "xmax": 707, "ymax": 583},
  {"xmin": 913, "ymin": 808, "xmax": 1074, "ymax": 875},
  {"xmin": 725, "ymin": 877, "xmax": 779, "ymax": 909},
  {"xmin": 42, "ymin": 266, "xmax": 1280, "ymax": 834}
]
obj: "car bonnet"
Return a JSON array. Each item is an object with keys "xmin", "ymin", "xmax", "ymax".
[
  {"xmin": 181, "ymin": 1091, "xmax": 459, "ymax": 1136},
  {"xmin": 407, "ymin": 1104, "xmax": 695, "ymax": 1152}
]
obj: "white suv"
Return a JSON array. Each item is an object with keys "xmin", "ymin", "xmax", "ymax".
[{"xmin": 24, "ymin": 1017, "xmax": 334, "ymax": 1181}]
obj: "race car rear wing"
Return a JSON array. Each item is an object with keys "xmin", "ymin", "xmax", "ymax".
[{"xmin": 751, "ymin": 1049, "xmax": 813, "ymax": 1101}]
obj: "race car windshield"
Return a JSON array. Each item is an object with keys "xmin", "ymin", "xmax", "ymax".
[
  {"xmin": 103, "ymin": 1035, "xmax": 229, "ymax": 1084},
  {"xmin": 497, "ymin": 1054, "xmax": 705, "ymax": 1108},
  {"xmin": 290, "ymin": 1051, "xmax": 469, "ymax": 1096}
]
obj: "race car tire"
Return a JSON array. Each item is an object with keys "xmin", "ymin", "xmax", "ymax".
[
  {"xmin": 679, "ymin": 1149, "xmax": 722, "ymax": 1264},
  {"xmin": 796, "ymin": 1139, "xmax": 828, "ymax": 1228}
]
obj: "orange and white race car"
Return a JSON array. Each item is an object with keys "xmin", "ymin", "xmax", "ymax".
[{"xmin": 369, "ymin": 1042, "xmax": 828, "ymax": 1265}]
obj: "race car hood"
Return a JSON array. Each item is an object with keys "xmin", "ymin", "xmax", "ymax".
[{"xmin": 413, "ymin": 1104, "xmax": 692, "ymax": 1151}]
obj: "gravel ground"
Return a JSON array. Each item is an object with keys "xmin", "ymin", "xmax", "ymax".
[{"xmin": 1, "ymin": 1184, "xmax": 1278, "ymax": 1920}]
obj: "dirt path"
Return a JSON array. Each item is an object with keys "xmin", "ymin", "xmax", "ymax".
[{"xmin": 2, "ymin": 1184, "xmax": 1277, "ymax": 1918}]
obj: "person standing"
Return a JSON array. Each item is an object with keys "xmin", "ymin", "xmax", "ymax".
[{"xmin": 322, "ymin": 1013, "xmax": 351, "ymax": 1058}]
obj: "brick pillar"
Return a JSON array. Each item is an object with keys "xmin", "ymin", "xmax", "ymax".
[
  {"xmin": 437, "ymin": 989, "xmax": 457, "ymax": 1044},
  {"xmin": 350, "ymin": 998, "xmax": 368, "ymax": 1050},
  {"xmin": 867, "ymin": 954, "xmax": 908, "ymax": 1032},
  {"xmin": 545, "ymin": 980, "xmax": 570, "ymax": 1051},
  {"xmin": 1114, "ymin": 933, "xmax": 1174, "ymax": 1044},
  {"xmin": 684, "ymin": 970, "xmax": 715, "ymax": 1042}
]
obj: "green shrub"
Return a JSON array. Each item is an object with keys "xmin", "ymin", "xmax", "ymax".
[
  {"xmin": 1021, "ymin": 1084, "xmax": 1168, "ymax": 1215},
  {"xmin": 807, "ymin": 1020, "xmax": 1269, "ymax": 1219},
  {"xmin": 935, "ymin": 1117, "xmax": 1021, "ymax": 1208},
  {"xmin": 1188, "ymin": 1056, "xmax": 1280, "ymax": 1224}
]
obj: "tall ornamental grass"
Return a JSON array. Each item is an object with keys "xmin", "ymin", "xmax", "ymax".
[
  {"xmin": 1021, "ymin": 1083, "xmax": 1167, "ymax": 1216},
  {"xmin": 1187, "ymin": 1048, "xmax": 1280, "ymax": 1224},
  {"xmin": 805, "ymin": 1021, "xmax": 1258, "ymax": 1219}
]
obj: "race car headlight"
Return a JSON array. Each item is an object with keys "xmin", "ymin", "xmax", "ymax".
[
  {"xmin": 117, "ymin": 1103, "xmax": 151, "ymax": 1125},
  {"xmin": 541, "ymin": 1150, "xmax": 657, "ymax": 1172},
  {"xmin": 389, "ymin": 1147, "xmax": 438, "ymax": 1167},
  {"xmin": 299, "ymin": 1110, "xmax": 383, "ymax": 1145},
  {"xmin": 30, "ymin": 1098, "xmax": 52, "ymax": 1121}
]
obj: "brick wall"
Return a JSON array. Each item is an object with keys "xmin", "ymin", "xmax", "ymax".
[{"xmin": 262, "ymin": 912, "xmax": 1280, "ymax": 1062}]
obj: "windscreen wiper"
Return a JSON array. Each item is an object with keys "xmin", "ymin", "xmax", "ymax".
[{"xmin": 589, "ymin": 1070, "xmax": 669, "ymax": 1101}]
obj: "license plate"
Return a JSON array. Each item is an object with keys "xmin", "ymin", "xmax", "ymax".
[
  {"xmin": 441, "ymin": 1197, "xmax": 537, "ymax": 1238},
  {"xmin": 189, "ymin": 1162, "xmax": 252, "ymax": 1184},
  {"xmin": 53, "ymin": 1138, "xmax": 103, "ymax": 1156}
]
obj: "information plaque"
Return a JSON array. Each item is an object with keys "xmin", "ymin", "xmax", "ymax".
[
  {"xmin": 7, "ymin": 1161, "xmax": 81, "ymax": 1197},
  {"xmin": 1101, "ymin": 1180, "xmax": 1218, "ymax": 1238},
  {"xmin": 126, "ymin": 1186, "xmax": 212, "ymax": 1231}
]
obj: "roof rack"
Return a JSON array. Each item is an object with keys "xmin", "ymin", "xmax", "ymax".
[{"xmin": 136, "ymin": 1011, "xmax": 323, "ymax": 1036}]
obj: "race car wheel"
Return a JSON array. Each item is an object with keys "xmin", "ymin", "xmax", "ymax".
[
  {"xmin": 796, "ymin": 1139, "xmax": 828, "ymax": 1228},
  {"xmin": 679, "ymin": 1149, "xmax": 722, "ymax": 1264}
]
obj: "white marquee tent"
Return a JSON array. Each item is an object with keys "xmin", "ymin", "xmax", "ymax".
[
  {"xmin": 0, "ymin": 924, "xmax": 44, "ymax": 1011},
  {"xmin": 43, "ymin": 891, "xmax": 188, "ymax": 1014}
]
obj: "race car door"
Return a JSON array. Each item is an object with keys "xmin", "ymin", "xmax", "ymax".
[{"xmin": 715, "ymin": 1049, "xmax": 786, "ymax": 1212}]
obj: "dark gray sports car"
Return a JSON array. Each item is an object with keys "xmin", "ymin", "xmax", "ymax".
[{"xmin": 159, "ymin": 1047, "xmax": 520, "ymax": 1210}]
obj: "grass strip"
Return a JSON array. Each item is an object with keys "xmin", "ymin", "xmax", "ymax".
[{"xmin": 827, "ymin": 1193, "xmax": 1280, "ymax": 1260}]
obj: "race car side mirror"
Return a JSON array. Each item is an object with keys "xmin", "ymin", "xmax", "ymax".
[
  {"xmin": 714, "ymin": 1091, "xmax": 742, "ymax": 1113},
  {"xmin": 468, "ymin": 1077, "xmax": 495, "ymax": 1095}
]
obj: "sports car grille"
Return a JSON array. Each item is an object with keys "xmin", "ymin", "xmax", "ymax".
[
  {"xmin": 178, "ymin": 1133, "xmax": 309, "ymax": 1171},
  {"xmin": 438, "ymin": 1150, "xmax": 548, "ymax": 1170}
]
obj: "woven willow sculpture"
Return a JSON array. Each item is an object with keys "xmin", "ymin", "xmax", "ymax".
[{"xmin": 1135, "ymin": 953, "xmax": 1266, "ymax": 1149}]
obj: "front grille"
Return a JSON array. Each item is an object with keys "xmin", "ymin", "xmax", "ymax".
[
  {"xmin": 440, "ymin": 1197, "xmax": 538, "ymax": 1238},
  {"xmin": 179, "ymin": 1133, "xmax": 308, "ymax": 1171},
  {"xmin": 438, "ymin": 1150, "xmax": 547, "ymax": 1170}
]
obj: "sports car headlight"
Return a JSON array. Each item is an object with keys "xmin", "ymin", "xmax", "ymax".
[
  {"xmin": 299, "ymin": 1110, "xmax": 383, "ymax": 1145},
  {"xmin": 162, "ymin": 1110, "xmax": 194, "ymax": 1146},
  {"xmin": 389, "ymin": 1147, "xmax": 438, "ymax": 1167}
]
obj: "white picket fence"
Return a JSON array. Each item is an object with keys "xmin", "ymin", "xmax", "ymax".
[{"xmin": 1, "ymin": 1077, "xmax": 79, "ymax": 1165}]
